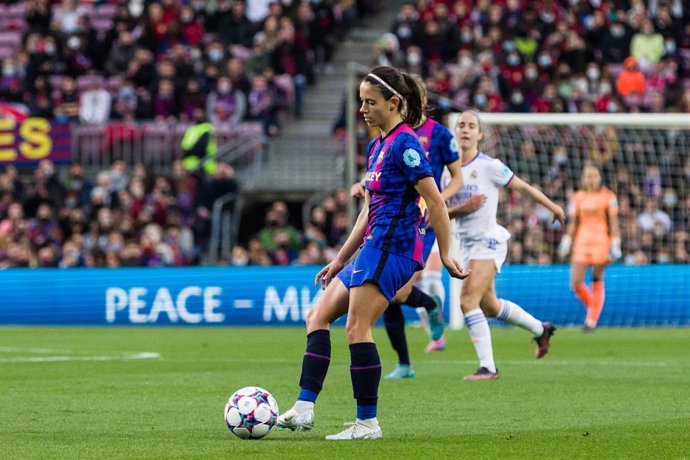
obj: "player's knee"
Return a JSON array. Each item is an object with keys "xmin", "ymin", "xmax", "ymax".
[{"xmin": 306, "ymin": 307, "xmax": 328, "ymax": 331}]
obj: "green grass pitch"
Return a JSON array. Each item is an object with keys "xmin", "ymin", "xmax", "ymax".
[{"xmin": 1, "ymin": 326, "xmax": 688, "ymax": 459}]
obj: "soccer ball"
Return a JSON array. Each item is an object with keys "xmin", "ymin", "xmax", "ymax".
[{"xmin": 224, "ymin": 386, "xmax": 279, "ymax": 439}]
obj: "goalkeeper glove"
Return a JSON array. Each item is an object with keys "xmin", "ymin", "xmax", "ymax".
[
  {"xmin": 610, "ymin": 237, "xmax": 622, "ymax": 262},
  {"xmin": 558, "ymin": 235, "xmax": 572, "ymax": 261}
]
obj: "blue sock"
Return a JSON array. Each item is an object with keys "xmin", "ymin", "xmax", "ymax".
[
  {"xmin": 349, "ymin": 342, "xmax": 381, "ymax": 420},
  {"xmin": 383, "ymin": 303, "xmax": 410, "ymax": 365},
  {"xmin": 298, "ymin": 329, "xmax": 331, "ymax": 403}
]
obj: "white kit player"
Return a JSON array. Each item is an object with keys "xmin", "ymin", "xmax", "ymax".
[{"xmin": 443, "ymin": 110, "xmax": 565, "ymax": 380}]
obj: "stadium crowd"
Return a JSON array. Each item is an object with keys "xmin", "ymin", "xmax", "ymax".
[{"xmin": 1, "ymin": 0, "xmax": 689, "ymax": 267}]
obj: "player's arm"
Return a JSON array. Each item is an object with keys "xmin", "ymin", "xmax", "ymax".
[
  {"xmin": 415, "ymin": 176, "xmax": 469, "ymax": 280},
  {"xmin": 440, "ymin": 159, "xmax": 463, "ymax": 202},
  {"xmin": 315, "ymin": 192, "xmax": 370, "ymax": 288},
  {"xmin": 559, "ymin": 211, "xmax": 578, "ymax": 260},
  {"xmin": 447, "ymin": 195, "xmax": 487, "ymax": 219},
  {"xmin": 608, "ymin": 195, "xmax": 622, "ymax": 260},
  {"xmin": 508, "ymin": 176, "xmax": 565, "ymax": 226}
]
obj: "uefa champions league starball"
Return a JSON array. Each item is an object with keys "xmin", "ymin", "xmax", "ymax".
[{"xmin": 224, "ymin": 386, "xmax": 279, "ymax": 439}]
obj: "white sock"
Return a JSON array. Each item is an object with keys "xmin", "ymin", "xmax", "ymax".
[
  {"xmin": 496, "ymin": 298, "xmax": 544, "ymax": 337},
  {"xmin": 418, "ymin": 270, "xmax": 445, "ymax": 306},
  {"xmin": 294, "ymin": 400, "xmax": 314, "ymax": 412},
  {"xmin": 464, "ymin": 309, "xmax": 496, "ymax": 373}
]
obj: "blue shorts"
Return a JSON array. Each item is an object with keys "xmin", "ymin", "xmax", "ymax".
[
  {"xmin": 336, "ymin": 246, "xmax": 420, "ymax": 302},
  {"xmin": 422, "ymin": 228, "xmax": 436, "ymax": 262}
]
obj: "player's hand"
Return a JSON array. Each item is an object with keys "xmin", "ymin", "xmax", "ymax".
[
  {"xmin": 462, "ymin": 194, "xmax": 487, "ymax": 214},
  {"xmin": 441, "ymin": 255, "xmax": 471, "ymax": 280},
  {"xmin": 350, "ymin": 181, "xmax": 365, "ymax": 198},
  {"xmin": 552, "ymin": 205, "xmax": 566, "ymax": 227},
  {"xmin": 314, "ymin": 259, "xmax": 345, "ymax": 290},
  {"xmin": 558, "ymin": 235, "xmax": 572, "ymax": 260}
]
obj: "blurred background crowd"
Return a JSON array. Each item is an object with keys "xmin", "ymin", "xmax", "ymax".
[{"xmin": 0, "ymin": 0, "xmax": 688, "ymax": 268}]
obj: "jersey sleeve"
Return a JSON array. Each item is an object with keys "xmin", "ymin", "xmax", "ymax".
[
  {"xmin": 436, "ymin": 124, "xmax": 460, "ymax": 165},
  {"xmin": 489, "ymin": 158, "xmax": 514, "ymax": 186},
  {"xmin": 392, "ymin": 133, "xmax": 432, "ymax": 185}
]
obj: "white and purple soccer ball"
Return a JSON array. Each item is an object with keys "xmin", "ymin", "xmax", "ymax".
[{"xmin": 224, "ymin": 386, "xmax": 279, "ymax": 440}]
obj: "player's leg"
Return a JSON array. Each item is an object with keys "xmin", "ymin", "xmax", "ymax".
[
  {"xmin": 585, "ymin": 264, "xmax": 606, "ymax": 330},
  {"xmin": 326, "ymin": 249, "xmax": 417, "ymax": 440},
  {"xmin": 325, "ymin": 282, "xmax": 388, "ymax": 440},
  {"xmin": 278, "ymin": 276, "xmax": 350, "ymax": 431},
  {"xmin": 460, "ymin": 259, "xmax": 499, "ymax": 380},
  {"xmin": 382, "ymin": 302, "xmax": 414, "ymax": 379},
  {"xmin": 483, "ymin": 282, "xmax": 555, "ymax": 359},
  {"xmin": 419, "ymin": 246, "xmax": 446, "ymax": 352},
  {"xmin": 571, "ymin": 262, "xmax": 593, "ymax": 310}
]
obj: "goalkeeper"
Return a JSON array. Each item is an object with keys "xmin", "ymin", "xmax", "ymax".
[{"xmin": 559, "ymin": 164, "xmax": 621, "ymax": 331}]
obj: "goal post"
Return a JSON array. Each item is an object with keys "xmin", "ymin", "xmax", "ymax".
[{"xmin": 446, "ymin": 112, "xmax": 690, "ymax": 329}]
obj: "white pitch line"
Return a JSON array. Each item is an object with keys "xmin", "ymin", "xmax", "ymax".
[
  {"xmin": 0, "ymin": 347, "xmax": 74, "ymax": 353},
  {"xmin": 0, "ymin": 352, "xmax": 161, "ymax": 363},
  {"xmin": 424, "ymin": 359, "xmax": 684, "ymax": 368}
]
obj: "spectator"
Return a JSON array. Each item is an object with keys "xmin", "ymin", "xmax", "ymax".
[
  {"xmin": 630, "ymin": 19, "xmax": 665, "ymax": 71},
  {"xmin": 206, "ymin": 77, "xmax": 246, "ymax": 126},
  {"xmin": 638, "ymin": 198, "xmax": 672, "ymax": 234},
  {"xmin": 79, "ymin": 79, "xmax": 112, "ymax": 124},
  {"xmin": 616, "ymin": 56, "xmax": 646, "ymax": 96}
]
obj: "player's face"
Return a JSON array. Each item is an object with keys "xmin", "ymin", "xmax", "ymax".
[
  {"xmin": 454, "ymin": 112, "xmax": 483, "ymax": 151},
  {"xmin": 359, "ymin": 81, "xmax": 394, "ymax": 129},
  {"xmin": 582, "ymin": 167, "xmax": 601, "ymax": 190}
]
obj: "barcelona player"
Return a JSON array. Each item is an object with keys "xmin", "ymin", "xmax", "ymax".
[
  {"xmin": 351, "ymin": 85, "xmax": 463, "ymax": 379},
  {"xmin": 277, "ymin": 66, "xmax": 469, "ymax": 440},
  {"xmin": 559, "ymin": 164, "xmax": 621, "ymax": 331}
]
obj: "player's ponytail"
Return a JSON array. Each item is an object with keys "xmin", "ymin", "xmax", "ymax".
[{"xmin": 364, "ymin": 66, "xmax": 424, "ymax": 127}]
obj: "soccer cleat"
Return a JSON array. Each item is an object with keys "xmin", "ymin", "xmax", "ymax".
[
  {"xmin": 325, "ymin": 418, "xmax": 382, "ymax": 440},
  {"xmin": 384, "ymin": 364, "xmax": 415, "ymax": 380},
  {"xmin": 427, "ymin": 295, "xmax": 445, "ymax": 341},
  {"xmin": 534, "ymin": 322, "xmax": 557, "ymax": 359},
  {"xmin": 583, "ymin": 322, "xmax": 596, "ymax": 333},
  {"xmin": 463, "ymin": 367, "xmax": 499, "ymax": 381},
  {"xmin": 425, "ymin": 335, "xmax": 446, "ymax": 353},
  {"xmin": 277, "ymin": 404, "xmax": 314, "ymax": 431}
]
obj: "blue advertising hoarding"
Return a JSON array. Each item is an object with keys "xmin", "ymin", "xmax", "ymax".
[{"xmin": 0, "ymin": 265, "xmax": 688, "ymax": 326}]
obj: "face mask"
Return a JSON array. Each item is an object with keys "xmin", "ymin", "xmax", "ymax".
[
  {"xmin": 525, "ymin": 68, "xmax": 538, "ymax": 80},
  {"xmin": 474, "ymin": 94, "xmax": 487, "ymax": 106},
  {"xmin": 180, "ymin": 14, "xmax": 193, "ymax": 23},
  {"xmin": 407, "ymin": 52, "xmax": 421, "ymax": 66},
  {"xmin": 511, "ymin": 92, "xmax": 524, "ymax": 104},
  {"xmin": 120, "ymin": 87, "xmax": 135, "ymax": 98},
  {"xmin": 607, "ymin": 101, "xmax": 618, "ymax": 112},
  {"xmin": 209, "ymin": 50, "xmax": 223, "ymax": 62},
  {"xmin": 663, "ymin": 193, "xmax": 677, "ymax": 207},
  {"xmin": 44, "ymin": 44, "xmax": 55, "ymax": 55},
  {"xmin": 610, "ymin": 25, "xmax": 624, "ymax": 37},
  {"xmin": 503, "ymin": 41, "xmax": 516, "ymax": 52},
  {"xmin": 537, "ymin": 54, "xmax": 552, "ymax": 68},
  {"xmin": 218, "ymin": 83, "xmax": 230, "ymax": 94},
  {"xmin": 3, "ymin": 67, "xmax": 15, "ymax": 77},
  {"xmin": 459, "ymin": 56, "xmax": 473, "ymax": 67},
  {"xmin": 462, "ymin": 32, "xmax": 473, "ymax": 43},
  {"xmin": 507, "ymin": 53, "xmax": 520, "ymax": 66},
  {"xmin": 67, "ymin": 37, "xmax": 80, "ymax": 49},
  {"xmin": 397, "ymin": 25, "xmax": 411, "ymax": 39},
  {"xmin": 665, "ymin": 40, "xmax": 677, "ymax": 53},
  {"xmin": 586, "ymin": 67, "xmax": 600, "ymax": 80},
  {"xmin": 599, "ymin": 83, "xmax": 611, "ymax": 94}
]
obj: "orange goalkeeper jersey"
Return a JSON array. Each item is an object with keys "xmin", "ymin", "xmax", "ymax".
[{"xmin": 571, "ymin": 187, "xmax": 618, "ymax": 251}]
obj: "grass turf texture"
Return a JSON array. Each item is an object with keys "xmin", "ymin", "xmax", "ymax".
[{"xmin": 1, "ymin": 327, "xmax": 688, "ymax": 459}]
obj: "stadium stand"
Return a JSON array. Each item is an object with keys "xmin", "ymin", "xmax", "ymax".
[{"xmin": 0, "ymin": 0, "xmax": 688, "ymax": 267}]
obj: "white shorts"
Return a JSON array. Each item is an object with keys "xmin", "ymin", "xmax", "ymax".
[
  {"xmin": 461, "ymin": 237, "xmax": 508, "ymax": 273},
  {"xmin": 430, "ymin": 239, "xmax": 439, "ymax": 254}
]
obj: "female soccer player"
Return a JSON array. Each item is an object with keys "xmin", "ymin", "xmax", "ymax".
[
  {"xmin": 277, "ymin": 66, "xmax": 468, "ymax": 440},
  {"xmin": 447, "ymin": 110, "xmax": 565, "ymax": 380},
  {"xmin": 351, "ymin": 87, "xmax": 463, "ymax": 379},
  {"xmin": 558, "ymin": 164, "xmax": 621, "ymax": 331}
]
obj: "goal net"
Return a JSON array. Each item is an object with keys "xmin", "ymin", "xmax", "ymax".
[{"xmin": 446, "ymin": 113, "xmax": 690, "ymax": 328}]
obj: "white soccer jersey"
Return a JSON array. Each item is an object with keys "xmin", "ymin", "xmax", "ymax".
[{"xmin": 444, "ymin": 152, "xmax": 513, "ymax": 244}]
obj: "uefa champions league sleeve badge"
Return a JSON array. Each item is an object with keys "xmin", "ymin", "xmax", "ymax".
[{"xmin": 403, "ymin": 149, "xmax": 421, "ymax": 168}]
